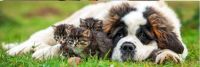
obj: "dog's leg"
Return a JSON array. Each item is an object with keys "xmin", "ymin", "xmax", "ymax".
[
  {"xmin": 6, "ymin": 40, "xmax": 35, "ymax": 56},
  {"xmin": 32, "ymin": 44, "xmax": 61, "ymax": 60},
  {"xmin": 2, "ymin": 42, "xmax": 17, "ymax": 50},
  {"xmin": 5, "ymin": 27, "xmax": 56, "ymax": 56},
  {"xmin": 152, "ymin": 49, "xmax": 183, "ymax": 64}
]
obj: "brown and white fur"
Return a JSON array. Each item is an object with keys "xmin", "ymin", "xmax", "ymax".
[{"xmin": 3, "ymin": 1, "xmax": 188, "ymax": 64}]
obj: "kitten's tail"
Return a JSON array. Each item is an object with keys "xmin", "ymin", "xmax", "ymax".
[{"xmin": 2, "ymin": 42, "xmax": 17, "ymax": 50}]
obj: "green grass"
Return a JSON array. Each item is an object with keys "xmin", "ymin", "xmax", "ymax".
[{"xmin": 0, "ymin": 1, "xmax": 199, "ymax": 67}]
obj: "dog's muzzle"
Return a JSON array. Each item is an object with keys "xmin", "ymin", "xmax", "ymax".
[
  {"xmin": 121, "ymin": 42, "xmax": 135, "ymax": 53},
  {"xmin": 120, "ymin": 42, "xmax": 136, "ymax": 61}
]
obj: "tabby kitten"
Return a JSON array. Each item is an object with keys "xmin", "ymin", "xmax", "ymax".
[
  {"xmin": 80, "ymin": 18, "xmax": 113, "ymax": 58},
  {"xmin": 53, "ymin": 24, "xmax": 90, "ymax": 57},
  {"xmin": 64, "ymin": 27, "xmax": 91, "ymax": 57},
  {"xmin": 53, "ymin": 24, "xmax": 74, "ymax": 45}
]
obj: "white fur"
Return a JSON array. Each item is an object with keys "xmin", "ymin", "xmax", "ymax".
[
  {"xmin": 6, "ymin": 27, "xmax": 56, "ymax": 57},
  {"xmin": 112, "ymin": 10, "xmax": 158, "ymax": 61},
  {"xmin": 2, "ymin": 42, "xmax": 17, "ymax": 50},
  {"xmin": 32, "ymin": 44, "xmax": 61, "ymax": 60},
  {"xmin": 3, "ymin": 1, "xmax": 188, "ymax": 61},
  {"xmin": 112, "ymin": 1, "xmax": 188, "ymax": 61},
  {"xmin": 112, "ymin": 36, "xmax": 158, "ymax": 61},
  {"xmin": 155, "ymin": 49, "xmax": 183, "ymax": 64}
]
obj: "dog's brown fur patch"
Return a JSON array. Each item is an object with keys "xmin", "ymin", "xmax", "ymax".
[
  {"xmin": 144, "ymin": 7, "xmax": 184, "ymax": 54},
  {"xmin": 103, "ymin": 3, "xmax": 136, "ymax": 33}
]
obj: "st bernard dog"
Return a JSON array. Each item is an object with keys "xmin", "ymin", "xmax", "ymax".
[{"xmin": 3, "ymin": 1, "xmax": 188, "ymax": 64}]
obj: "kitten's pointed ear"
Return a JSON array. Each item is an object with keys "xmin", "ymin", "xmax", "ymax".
[
  {"xmin": 82, "ymin": 30, "xmax": 91, "ymax": 37},
  {"xmin": 97, "ymin": 20, "xmax": 103, "ymax": 25},
  {"xmin": 51, "ymin": 25, "xmax": 57, "ymax": 30},
  {"xmin": 80, "ymin": 18, "xmax": 85, "ymax": 23}
]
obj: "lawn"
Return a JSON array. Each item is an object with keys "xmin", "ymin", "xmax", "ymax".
[{"xmin": 0, "ymin": 1, "xmax": 199, "ymax": 67}]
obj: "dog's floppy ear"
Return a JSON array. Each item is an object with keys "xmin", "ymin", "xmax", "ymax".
[
  {"xmin": 144, "ymin": 7, "xmax": 184, "ymax": 54},
  {"xmin": 103, "ymin": 3, "xmax": 136, "ymax": 33}
]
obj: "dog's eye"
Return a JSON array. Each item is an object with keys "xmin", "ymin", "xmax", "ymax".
[
  {"xmin": 136, "ymin": 25, "xmax": 155, "ymax": 45},
  {"xmin": 116, "ymin": 32, "xmax": 125, "ymax": 38},
  {"xmin": 119, "ymin": 33, "xmax": 124, "ymax": 38},
  {"xmin": 112, "ymin": 29, "xmax": 127, "ymax": 45}
]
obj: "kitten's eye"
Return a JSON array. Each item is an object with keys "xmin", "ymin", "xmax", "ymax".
[
  {"xmin": 69, "ymin": 41, "xmax": 72, "ymax": 43},
  {"xmin": 81, "ymin": 41, "xmax": 85, "ymax": 42},
  {"xmin": 80, "ymin": 41, "xmax": 85, "ymax": 43},
  {"xmin": 57, "ymin": 36, "xmax": 60, "ymax": 39},
  {"xmin": 68, "ymin": 40, "xmax": 74, "ymax": 45},
  {"xmin": 54, "ymin": 36, "xmax": 59, "ymax": 40},
  {"xmin": 81, "ymin": 41, "xmax": 86, "ymax": 43},
  {"xmin": 80, "ymin": 41, "xmax": 87, "ymax": 45}
]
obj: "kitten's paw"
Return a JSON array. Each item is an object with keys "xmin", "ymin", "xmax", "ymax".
[{"xmin": 155, "ymin": 49, "xmax": 182, "ymax": 64}]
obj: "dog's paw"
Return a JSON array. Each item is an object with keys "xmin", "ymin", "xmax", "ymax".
[
  {"xmin": 155, "ymin": 49, "xmax": 183, "ymax": 64},
  {"xmin": 32, "ymin": 44, "xmax": 50, "ymax": 52},
  {"xmin": 32, "ymin": 47, "xmax": 51, "ymax": 60},
  {"xmin": 7, "ymin": 45, "xmax": 30, "ymax": 56},
  {"xmin": 32, "ymin": 45, "xmax": 60, "ymax": 60},
  {"xmin": 2, "ymin": 43, "xmax": 17, "ymax": 50},
  {"xmin": 7, "ymin": 48, "xmax": 20, "ymax": 56}
]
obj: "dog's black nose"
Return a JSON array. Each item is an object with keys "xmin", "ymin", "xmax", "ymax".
[{"xmin": 121, "ymin": 42, "xmax": 135, "ymax": 53}]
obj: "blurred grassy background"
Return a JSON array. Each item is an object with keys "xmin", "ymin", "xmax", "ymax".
[{"xmin": 0, "ymin": 1, "xmax": 199, "ymax": 67}]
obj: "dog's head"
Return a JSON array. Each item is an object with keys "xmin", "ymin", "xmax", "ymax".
[{"xmin": 104, "ymin": 3, "xmax": 184, "ymax": 61}]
